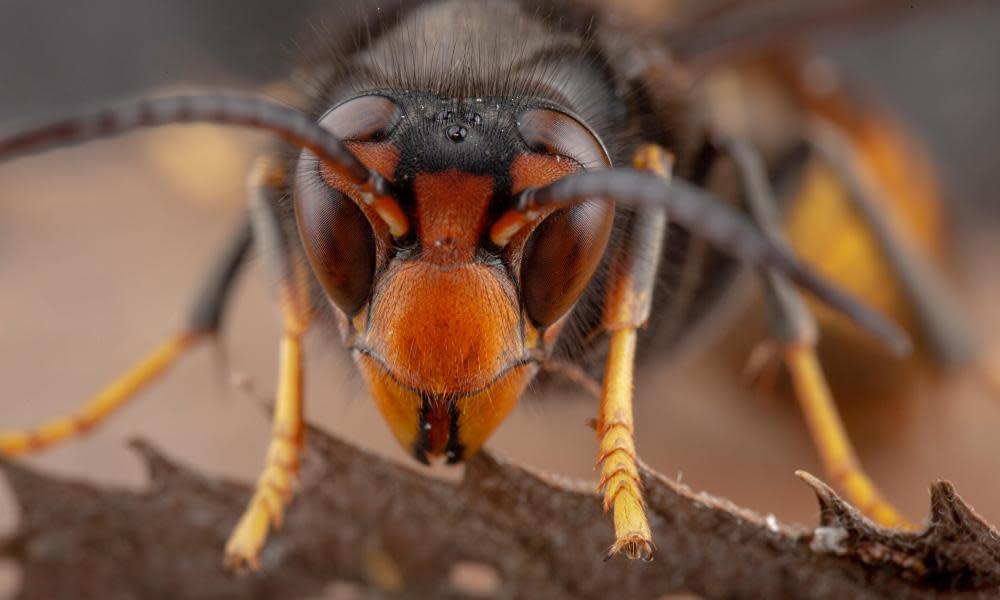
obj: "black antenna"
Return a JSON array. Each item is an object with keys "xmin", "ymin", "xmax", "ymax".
[
  {"xmin": 0, "ymin": 94, "xmax": 375, "ymax": 186},
  {"xmin": 517, "ymin": 168, "xmax": 912, "ymax": 356}
]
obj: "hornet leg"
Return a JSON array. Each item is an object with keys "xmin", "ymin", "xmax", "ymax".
[
  {"xmin": 223, "ymin": 156, "xmax": 314, "ymax": 569},
  {"xmin": 725, "ymin": 136, "xmax": 909, "ymax": 527},
  {"xmin": 0, "ymin": 213, "xmax": 252, "ymax": 455},
  {"xmin": 597, "ymin": 144, "xmax": 671, "ymax": 559}
]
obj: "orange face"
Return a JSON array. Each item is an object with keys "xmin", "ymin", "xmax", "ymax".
[
  {"xmin": 355, "ymin": 171, "xmax": 538, "ymax": 461},
  {"xmin": 293, "ymin": 94, "xmax": 614, "ymax": 463}
]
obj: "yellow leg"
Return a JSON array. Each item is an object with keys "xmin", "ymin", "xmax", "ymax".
[
  {"xmin": 597, "ymin": 327, "xmax": 654, "ymax": 559},
  {"xmin": 223, "ymin": 332, "xmax": 304, "ymax": 570},
  {"xmin": 593, "ymin": 143, "xmax": 670, "ymax": 560},
  {"xmin": 785, "ymin": 344, "xmax": 910, "ymax": 528},
  {"xmin": 721, "ymin": 135, "xmax": 909, "ymax": 528},
  {"xmin": 223, "ymin": 154, "xmax": 313, "ymax": 569},
  {"xmin": 0, "ymin": 332, "xmax": 198, "ymax": 456}
]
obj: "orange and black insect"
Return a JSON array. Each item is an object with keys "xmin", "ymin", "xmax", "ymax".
[{"xmin": 0, "ymin": 0, "xmax": 989, "ymax": 568}]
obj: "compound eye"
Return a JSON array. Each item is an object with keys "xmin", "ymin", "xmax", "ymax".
[
  {"xmin": 320, "ymin": 95, "xmax": 402, "ymax": 142},
  {"xmin": 517, "ymin": 109, "xmax": 610, "ymax": 169},
  {"xmin": 294, "ymin": 155, "xmax": 376, "ymax": 315},
  {"xmin": 520, "ymin": 197, "xmax": 615, "ymax": 327}
]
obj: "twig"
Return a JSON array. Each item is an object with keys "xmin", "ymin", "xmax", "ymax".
[{"xmin": 2, "ymin": 425, "xmax": 999, "ymax": 599}]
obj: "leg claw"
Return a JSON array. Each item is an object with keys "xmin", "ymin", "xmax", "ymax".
[
  {"xmin": 605, "ymin": 534, "xmax": 655, "ymax": 562},
  {"xmin": 223, "ymin": 502, "xmax": 271, "ymax": 572},
  {"xmin": 223, "ymin": 544, "xmax": 262, "ymax": 573}
]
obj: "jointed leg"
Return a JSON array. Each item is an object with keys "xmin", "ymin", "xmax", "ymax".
[
  {"xmin": 598, "ymin": 328, "xmax": 651, "ymax": 559},
  {"xmin": 725, "ymin": 136, "xmax": 909, "ymax": 527},
  {"xmin": 785, "ymin": 346, "xmax": 906, "ymax": 526},
  {"xmin": 597, "ymin": 144, "xmax": 671, "ymax": 559},
  {"xmin": 224, "ymin": 157, "xmax": 313, "ymax": 569},
  {"xmin": 223, "ymin": 329, "xmax": 305, "ymax": 569},
  {"xmin": 0, "ymin": 217, "xmax": 252, "ymax": 456}
]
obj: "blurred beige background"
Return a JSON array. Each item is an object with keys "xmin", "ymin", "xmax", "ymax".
[{"xmin": 2, "ymin": 1, "xmax": 1000, "ymax": 597}]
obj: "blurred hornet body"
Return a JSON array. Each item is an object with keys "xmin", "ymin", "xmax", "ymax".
[{"xmin": 0, "ymin": 0, "xmax": 981, "ymax": 568}]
